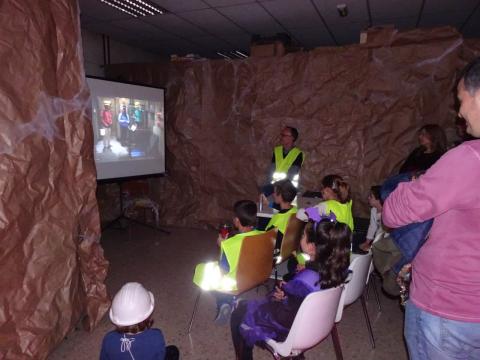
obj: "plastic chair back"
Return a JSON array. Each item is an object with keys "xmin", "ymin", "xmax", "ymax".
[
  {"xmin": 235, "ymin": 229, "xmax": 276, "ymax": 294},
  {"xmin": 278, "ymin": 216, "xmax": 304, "ymax": 262},
  {"xmin": 336, "ymin": 253, "xmax": 372, "ymax": 322},
  {"xmin": 266, "ymin": 286, "xmax": 343, "ymax": 357}
]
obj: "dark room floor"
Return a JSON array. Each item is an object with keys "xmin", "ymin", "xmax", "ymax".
[{"xmin": 49, "ymin": 224, "xmax": 408, "ymax": 360}]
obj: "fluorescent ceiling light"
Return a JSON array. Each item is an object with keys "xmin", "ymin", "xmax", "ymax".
[
  {"xmin": 100, "ymin": 0, "xmax": 166, "ymax": 18},
  {"xmin": 233, "ymin": 50, "xmax": 248, "ymax": 58},
  {"xmin": 216, "ymin": 52, "xmax": 232, "ymax": 59}
]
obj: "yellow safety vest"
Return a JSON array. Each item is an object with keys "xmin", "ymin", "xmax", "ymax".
[
  {"xmin": 192, "ymin": 229, "xmax": 263, "ymax": 291},
  {"xmin": 324, "ymin": 199, "xmax": 354, "ymax": 231},
  {"xmin": 272, "ymin": 146, "xmax": 304, "ymax": 184},
  {"xmin": 266, "ymin": 207, "xmax": 298, "ymax": 235},
  {"xmin": 297, "ymin": 200, "xmax": 354, "ymax": 265}
]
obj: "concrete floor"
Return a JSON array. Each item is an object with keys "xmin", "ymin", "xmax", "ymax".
[{"xmin": 48, "ymin": 224, "xmax": 408, "ymax": 360}]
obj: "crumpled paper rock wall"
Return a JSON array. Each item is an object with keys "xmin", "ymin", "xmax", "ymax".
[
  {"xmin": 104, "ymin": 27, "xmax": 480, "ymax": 228},
  {"xmin": 0, "ymin": 1, "xmax": 109, "ymax": 359}
]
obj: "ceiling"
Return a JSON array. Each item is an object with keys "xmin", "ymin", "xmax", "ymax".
[{"xmin": 79, "ymin": 0, "xmax": 480, "ymax": 59}]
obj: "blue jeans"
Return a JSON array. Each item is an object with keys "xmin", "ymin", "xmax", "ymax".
[{"xmin": 405, "ymin": 301, "xmax": 480, "ymax": 360}]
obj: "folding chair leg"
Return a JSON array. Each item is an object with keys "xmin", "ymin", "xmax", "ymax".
[
  {"xmin": 187, "ymin": 290, "xmax": 202, "ymax": 334},
  {"xmin": 360, "ymin": 295, "xmax": 375, "ymax": 349},
  {"xmin": 365, "ymin": 276, "xmax": 371, "ymax": 300},
  {"xmin": 371, "ymin": 275, "xmax": 382, "ymax": 312},
  {"xmin": 331, "ymin": 324, "xmax": 343, "ymax": 360}
]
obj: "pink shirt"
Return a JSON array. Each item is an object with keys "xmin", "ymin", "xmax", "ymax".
[{"xmin": 383, "ymin": 140, "xmax": 480, "ymax": 322}]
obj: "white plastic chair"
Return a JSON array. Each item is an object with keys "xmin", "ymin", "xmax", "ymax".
[
  {"xmin": 335, "ymin": 253, "xmax": 375, "ymax": 348},
  {"xmin": 263, "ymin": 286, "xmax": 344, "ymax": 359}
]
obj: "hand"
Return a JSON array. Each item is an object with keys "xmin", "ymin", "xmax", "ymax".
[
  {"xmin": 296, "ymin": 264, "xmax": 305, "ymax": 273},
  {"xmin": 272, "ymin": 285, "xmax": 286, "ymax": 301},
  {"xmin": 359, "ymin": 240, "xmax": 373, "ymax": 252},
  {"xmin": 260, "ymin": 193, "xmax": 269, "ymax": 208},
  {"xmin": 216, "ymin": 234, "xmax": 226, "ymax": 247}
]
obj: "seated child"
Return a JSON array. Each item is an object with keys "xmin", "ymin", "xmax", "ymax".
[
  {"xmin": 296, "ymin": 174, "xmax": 354, "ymax": 231},
  {"xmin": 193, "ymin": 200, "xmax": 263, "ymax": 324},
  {"xmin": 289, "ymin": 174, "xmax": 353, "ymax": 275},
  {"xmin": 100, "ymin": 282, "xmax": 179, "ymax": 360},
  {"xmin": 230, "ymin": 207, "xmax": 352, "ymax": 360},
  {"xmin": 265, "ymin": 179, "xmax": 298, "ymax": 251},
  {"xmin": 359, "ymin": 185, "xmax": 386, "ymax": 252}
]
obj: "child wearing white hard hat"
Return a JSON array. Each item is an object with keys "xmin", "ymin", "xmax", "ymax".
[{"xmin": 100, "ymin": 282, "xmax": 179, "ymax": 360}]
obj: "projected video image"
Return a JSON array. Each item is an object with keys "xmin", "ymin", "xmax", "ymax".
[
  {"xmin": 92, "ymin": 97, "xmax": 164, "ymax": 161},
  {"xmin": 87, "ymin": 77, "xmax": 166, "ymax": 180}
]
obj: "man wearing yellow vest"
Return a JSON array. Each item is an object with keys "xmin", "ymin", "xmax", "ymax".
[
  {"xmin": 192, "ymin": 200, "xmax": 263, "ymax": 325},
  {"xmin": 261, "ymin": 126, "xmax": 304, "ymax": 198}
]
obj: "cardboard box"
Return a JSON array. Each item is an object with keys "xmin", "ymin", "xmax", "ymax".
[{"xmin": 250, "ymin": 41, "xmax": 286, "ymax": 57}]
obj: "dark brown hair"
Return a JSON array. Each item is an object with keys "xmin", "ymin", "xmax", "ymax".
[
  {"xmin": 305, "ymin": 220, "xmax": 351, "ymax": 289},
  {"xmin": 284, "ymin": 126, "xmax": 299, "ymax": 141},
  {"xmin": 233, "ymin": 200, "xmax": 257, "ymax": 227},
  {"xmin": 116, "ymin": 316, "xmax": 153, "ymax": 334},
  {"xmin": 418, "ymin": 124, "xmax": 447, "ymax": 154},
  {"xmin": 370, "ymin": 185, "xmax": 382, "ymax": 204},
  {"xmin": 461, "ymin": 57, "xmax": 480, "ymax": 95},
  {"xmin": 321, "ymin": 174, "xmax": 351, "ymax": 203},
  {"xmin": 273, "ymin": 179, "xmax": 297, "ymax": 203}
]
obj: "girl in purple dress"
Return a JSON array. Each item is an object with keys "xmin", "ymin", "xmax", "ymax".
[{"xmin": 230, "ymin": 208, "xmax": 352, "ymax": 359}]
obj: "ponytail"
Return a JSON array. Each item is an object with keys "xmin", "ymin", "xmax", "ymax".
[{"xmin": 321, "ymin": 174, "xmax": 351, "ymax": 204}]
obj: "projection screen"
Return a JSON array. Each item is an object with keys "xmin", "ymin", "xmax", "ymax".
[{"xmin": 87, "ymin": 77, "xmax": 165, "ymax": 180}]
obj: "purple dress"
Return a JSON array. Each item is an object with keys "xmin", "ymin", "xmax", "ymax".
[{"xmin": 239, "ymin": 269, "xmax": 321, "ymax": 347}]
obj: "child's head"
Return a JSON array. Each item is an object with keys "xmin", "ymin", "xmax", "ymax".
[
  {"xmin": 273, "ymin": 179, "xmax": 297, "ymax": 204},
  {"xmin": 368, "ymin": 185, "xmax": 383, "ymax": 209},
  {"xmin": 109, "ymin": 282, "xmax": 155, "ymax": 334},
  {"xmin": 321, "ymin": 174, "xmax": 351, "ymax": 203},
  {"xmin": 233, "ymin": 200, "xmax": 257, "ymax": 229},
  {"xmin": 301, "ymin": 211, "xmax": 351, "ymax": 289}
]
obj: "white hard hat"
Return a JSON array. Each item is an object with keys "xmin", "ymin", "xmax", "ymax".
[{"xmin": 109, "ymin": 282, "xmax": 155, "ymax": 327}]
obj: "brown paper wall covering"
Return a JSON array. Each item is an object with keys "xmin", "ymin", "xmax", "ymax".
[
  {"xmin": 104, "ymin": 27, "xmax": 480, "ymax": 229},
  {"xmin": 0, "ymin": 1, "xmax": 109, "ymax": 358}
]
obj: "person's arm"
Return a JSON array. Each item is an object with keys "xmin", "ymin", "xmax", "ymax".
[
  {"xmin": 296, "ymin": 202, "xmax": 327, "ymax": 221},
  {"xmin": 266, "ymin": 155, "xmax": 275, "ymax": 183},
  {"xmin": 99, "ymin": 336, "xmax": 110, "ymax": 360},
  {"xmin": 152, "ymin": 329, "xmax": 166, "ymax": 360},
  {"xmin": 383, "ymin": 144, "xmax": 480, "ymax": 228},
  {"xmin": 365, "ymin": 208, "xmax": 378, "ymax": 242}
]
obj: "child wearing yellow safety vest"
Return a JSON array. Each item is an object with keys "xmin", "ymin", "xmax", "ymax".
[
  {"xmin": 265, "ymin": 179, "xmax": 298, "ymax": 251},
  {"xmin": 292, "ymin": 174, "xmax": 354, "ymax": 273},
  {"xmin": 193, "ymin": 200, "xmax": 263, "ymax": 325},
  {"xmin": 230, "ymin": 207, "xmax": 352, "ymax": 359}
]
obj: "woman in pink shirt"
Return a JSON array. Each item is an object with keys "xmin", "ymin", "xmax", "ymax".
[{"xmin": 382, "ymin": 58, "xmax": 480, "ymax": 360}]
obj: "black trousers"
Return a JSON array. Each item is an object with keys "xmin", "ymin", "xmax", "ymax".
[
  {"xmin": 231, "ymin": 300, "xmax": 254, "ymax": 360},
  {"xmin": 230, "ymin": 300, "xmax": 305, "ymax": 360}
]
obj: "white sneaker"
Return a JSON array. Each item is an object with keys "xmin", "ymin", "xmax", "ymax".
[{"xmin": 214, "ymin": 303, "xmax": 232, "ymax": 325}]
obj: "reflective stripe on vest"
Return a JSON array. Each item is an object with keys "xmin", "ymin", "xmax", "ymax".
[
  {"xmin": 324, "ymin": 200, "xmax": 354, "ymax": 231},
  {"xmin": 193, "ymin": 230, "xmax": 263, "ymax": 291},
  {"xmin": 266, "ymin": 207, "xmax": 298, "ymax": 235}
]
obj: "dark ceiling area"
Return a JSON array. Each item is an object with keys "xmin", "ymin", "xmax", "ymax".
[{"xmin": 79, "ymin": 0, "xmax": 480, "ymax": 59}]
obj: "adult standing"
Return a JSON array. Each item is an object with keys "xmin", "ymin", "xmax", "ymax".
[
  {"xmin": 398, "ymin": 124, "xmax": 447, "ymax": 174},
  {"xmin": 382, "ymin": 58, "xmax": 480, "ymax": 359},
  {"xmin": 261, "ymin": 126, "xmax": 304, "ymax": 197}
]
